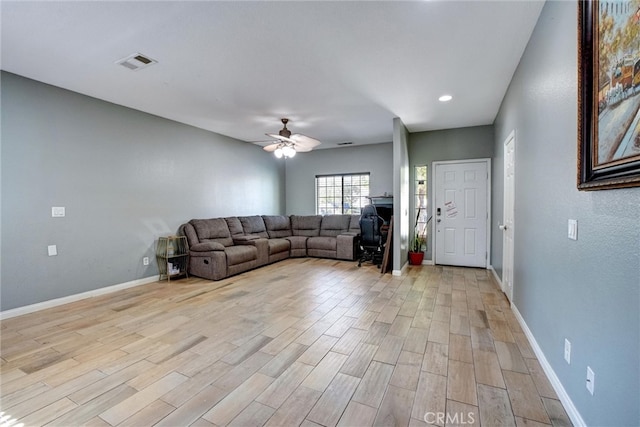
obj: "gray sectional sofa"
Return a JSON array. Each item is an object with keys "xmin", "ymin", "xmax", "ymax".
[{"xmin": 180, "ymin": 214, "xmax": 360, "ymax": 281}]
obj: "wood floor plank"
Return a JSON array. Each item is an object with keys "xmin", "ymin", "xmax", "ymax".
[
  {"xmin": 202, "ymin": 372, "xmax": 274, "ymax": 425},
  {"xmin": 296, "ymin": 334, "xmax": 339, "ymax": 366},
  {"xmin": 156, "ymin": 385, "xmax": 227, "ymax": 427},
  {"xmin": 117, "ymin": 398, "xmax": 176, "ymax": 427},
  {"xmin": 449, "ymin": 333, "xmax": 473, "ymax": 363},
  {"xmin": 339, "ymin": 342, "xmax": 379, "ymax": 378},
  {"xmin": 373, "ymin": 384, "xmax": 415, "ymax": 427},
  {"xmin": 444, "ymin": 399, "xmax": 479, "ymax": 427},
  {"xmin": 352, "ymin": 360, "xmax": 395, "ymax": 408},
  {"xmin": 447, "ymin": 360, "xmax": 478, "ymax": 406},
  {"xmin": 402, "ymin": 327, "xmax": 429, "ymax": 354},
  {"xmin": 99, "ymin": 371, "xmax": 187, "ymax": 425},
  {"xmin": 160, "ymin": 359, "xmax": 232, "ymax": 407},
  {"xmin": 46, "ymin": 383, "xmax": 138, "ymax": 426},
  {"xmin": 306, "ymin": 372, "xmax": 360, "ymax": 426},
  {"xmin": 19, "ymin": 396, "xmax": 77, "ymax": 427},
  {"xmin": 373, "ymin": 334, "xmax": 405, "ymax": 365},
  {"xmin": 473, "ymin": 349, "xmax": 505, "ymax": 388},
  {"xmin": 301, "ymin": 351, "xmax": 348, "ymax": 392},
  {"xmin": 494, "ymin": 340, "xmax": 529, "ymax": 373},
  {"xmin": 228, "ymin": 401, "xmax": 276, "ymax": 427},
  {"xmin": 337, "ymin": 401, "xmax": 378, "ymax": 427},
  {"xmin": 332, "ymin": 327, "xmax": 368, "ymax": 355},
  {"xmin": 264, "ymin": 385, "xmax": 322, "ymax": 427},
  {"xmin": 477, "ymin": 383, "xmax": 516, "ymax": 426},
  {"xmin": 503, "ymin": 371, "xmax": 551, "ymax": 424},
  {"xmin": 260, "ymin": 342, "xmax": 309, "ymax": 377},
  {"xmin": 422, "ymin": 342, "xmax": 448, "ymax": 376},
  {"xmin": 411, "ymin": 371, "xmax": 447, "ymax": 423}
]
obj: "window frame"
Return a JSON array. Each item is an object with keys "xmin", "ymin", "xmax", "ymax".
[{"xmin": 315, "ymin": 172, "xmax": 370, "ymax": 215}]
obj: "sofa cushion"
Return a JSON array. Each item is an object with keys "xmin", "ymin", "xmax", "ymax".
[
  {"xmin": 225, "ymin": 217, "xmax": 244, "ymax": 237},
  {"xmin": 319, "ymin": 215, "xmax": 351, "ymax": 237},
  {"xmin": 263, "ymin": 215, "xmax": 292, "ymax": 238},
  {"xmin": 348, "ymin": 215, "xmax": 361, "ymax": 234},
  {"xmin": 189, "ymin": 218, "xmax": 233, "ymax": 247},
  {"xmin": 239, "ymin": 215, "xmax": 269, "ymax": 238},
  {"xmin": 307, "ymin": 236, "xmax": 337, "ymax": 251},
  {"xmin": 291, "ymin": 215, "xmax": 322, "ymax": 237},
  {"xmin": 268, "ymin": 238, "xmax": 291, "ymax": 255},
  {"xmin": 225, "ymin": 245, "xmax": 257, "ymax": 266}
]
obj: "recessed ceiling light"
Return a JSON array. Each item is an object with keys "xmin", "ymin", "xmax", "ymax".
[{"xmin": 438, "ymin": 95, "xmax": 453, "ymax": 102}]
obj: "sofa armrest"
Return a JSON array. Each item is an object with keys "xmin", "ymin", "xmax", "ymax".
[
  {"xmin": 190, "ymin": 242, "xmax": 225, "ymax": 252},
  {"xmin": 337, "ymin": 234, "xmax": 358, "ymax": 260},
  {"xmin": 233, "ymin": 235, "xmax": 260, "ymax": 244}
]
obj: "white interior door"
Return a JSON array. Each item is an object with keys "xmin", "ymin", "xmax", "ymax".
[
  {"xmin": 434, "ymin": 160, "xmax": 490, "ymax": 268},
  {"xmin": 501, "ymin": 132, "xmax": 516, "ymax": 301}
]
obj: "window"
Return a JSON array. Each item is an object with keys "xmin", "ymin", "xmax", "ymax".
[
  {"xmin": 414, "ymin": 165, "xmax": 428, "ymax": 241},
  {"xmin": 316, "ymin": 173, "xmax": 370, "ymax": 215}
]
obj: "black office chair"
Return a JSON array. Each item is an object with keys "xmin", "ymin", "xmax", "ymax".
[{"xmin": 358, "ymin": 204, "xmax": 385, "ymax": 267}]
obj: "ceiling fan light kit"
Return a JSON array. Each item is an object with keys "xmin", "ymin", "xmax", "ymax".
[{"xmin": 260, "ymin": 118, "xmax": 321, "ymax": 159}]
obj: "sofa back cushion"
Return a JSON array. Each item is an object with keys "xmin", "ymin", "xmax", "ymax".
[
  {"xmin": 189, "ymin": 218, "xmax": 233, "ymax": 247},
  {"xmin": 239, "ymin": 215, "xmax": 269, "ymax": 238},
  {"xmin": 348, "ymin": 215, "xmax": 361, "ymax": 233},
  {"xmin": 291, "ymin": 215, "xmax": 322, "ymax": 237},
  {"xmin": 263, "ymin": 215, "xmax": 292, "ymax": 238},
  {"xmin": 225, "ymin": 217, "xmax": 244, "ymax": 237},
  {"xmin": 319, "ymin": 215, "xmax": 351, "ymax": 237}
]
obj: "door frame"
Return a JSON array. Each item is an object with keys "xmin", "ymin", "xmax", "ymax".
[
  {"xmin": 502, "ymin": 131, "xmax": 516, "ymax": 301},
  {"xmin": 432, "ymin": 158, "xmax": 492, "ymax": 268}
]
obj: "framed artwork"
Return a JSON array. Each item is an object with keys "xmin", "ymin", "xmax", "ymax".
[{"xmin": 578, "ymin": 0, "xmax": 640, "ymax": 190}]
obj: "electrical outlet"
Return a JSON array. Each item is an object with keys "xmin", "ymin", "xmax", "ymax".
[
  {"xmin": 564, "ymin": 339, "xmax": 571, "ymax": 364},
  {"xmin": 48, "ymin": 245, "xmax": 57, "ymax": 256},
  {"xmin": 586, "ymin": 366, "xmax": 595, "ymax": 395},
  {"xmin": 51, "ymin": 206, "xmax": 65, "ymax": 217},
  {"xmin": 143, "ymin": 257, "xmax": 149, "ymax": 266}
]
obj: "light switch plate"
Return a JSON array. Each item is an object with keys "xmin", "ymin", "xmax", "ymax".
[
  {"xmin": 568, "ymin": 219, "xmax": 578, "ymax": 240},
  {"xmin": 586, "ymin": 366, "xmax": 595, "ymax": 395},
  {"xmin": 52, "ymin": 207, "xmax": 65, "ymax": 217},
  {"xmin": 48, "ymin": 245, "xmax": 57, "ymax": 256}
]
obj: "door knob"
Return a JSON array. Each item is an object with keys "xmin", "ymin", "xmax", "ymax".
[{"xmin": 499, "ymin": 224, "xmax": 507, "ymax": 230}]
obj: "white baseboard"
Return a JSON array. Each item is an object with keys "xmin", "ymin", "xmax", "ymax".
[
  {"xmin": 422, "ymin": 259, "xmax": 434, "ymax": 266},
  {"xmin": 392, "ymin": 260, "xmax": 409, "ymax": 276},
  {"xmin": 489, "ymin": 265, "xmax": 503, "ymax": 289},
  {"xmin": 0, "ymin": 275, "xmax": 159, "ymax": 320},
  {"xmin": 511, "ymin": 304, "xmax": 586, "ymax": 427}
]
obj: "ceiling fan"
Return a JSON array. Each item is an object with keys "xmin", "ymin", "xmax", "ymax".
[{"xmin": 260, "ymin": 118, "xmax": 321, "ymax": 158}]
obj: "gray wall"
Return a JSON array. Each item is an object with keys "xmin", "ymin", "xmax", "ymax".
[
  {"xmin": 1, "ymin": 72, "xmax": 284, "ymax": 311},
  {"xmin": 393, "ymin": 118, "xmax": 410, "ymax": 272},
  {"xmin": 492, "ymin": 2, "xmax": 639, "ymax": 426},
  {"xmin": 408, "ymin": 125, "xmax": 494, "ymax": 261},
  {"xmin": 284, "ymin": 142, "xmax": 393, "ymax": 214}
]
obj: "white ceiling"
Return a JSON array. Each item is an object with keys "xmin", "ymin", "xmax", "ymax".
[{"xmin": 1, "ymin": 1, "xmax": 545, "ymax": 149}]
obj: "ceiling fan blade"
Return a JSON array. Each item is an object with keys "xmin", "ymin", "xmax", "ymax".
[
  {"xmin": 293, "ymin": 144, "xmax": 314, "ymax": 153},
  {"xmin": 291, "ymin": 134, "xmax": 321, "ymax": 148},
  {"xmin": 266, "ymin": 133, "xmax": 295, "ymax": 144},
  {"xmin": 262, "ymin": 143, "xmax": 280, "ymax": 152}
]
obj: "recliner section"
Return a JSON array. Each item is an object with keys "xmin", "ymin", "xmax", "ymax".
[{"xmin": 180, "ymin": 214, "xmax": 360, "ymax": 281}]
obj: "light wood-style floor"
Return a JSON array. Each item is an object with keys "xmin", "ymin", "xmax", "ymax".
[{"xmin": 0, "ymin": 258, "xmax": 572, "ymax": 427}]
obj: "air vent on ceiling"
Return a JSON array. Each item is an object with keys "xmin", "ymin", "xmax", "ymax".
[
  {"xmin": 116, "ymin": 53, "xmax": 157, "ymax": 71},
  {"xmin": 337, "ymin": 142, "xmax": 353, "ymax": 146}
]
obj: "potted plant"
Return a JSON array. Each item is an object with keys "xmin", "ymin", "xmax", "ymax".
[{"xmin": 409, "ymin": 208, "xmax": 426, "ymax": 265}]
